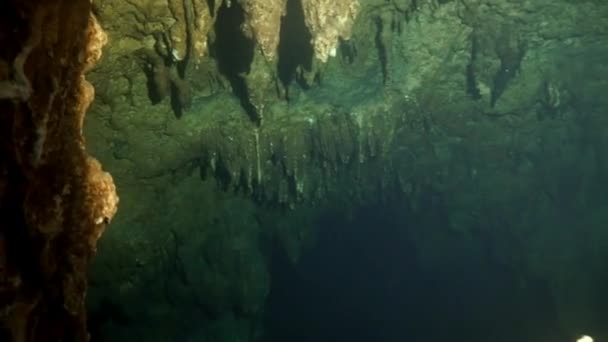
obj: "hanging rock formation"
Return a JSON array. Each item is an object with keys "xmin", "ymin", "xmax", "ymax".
[
  {"xmin": 301, "ymin": 0, "xmax": 360, "ymax": 62},
  {"xmin": 240, "ymin": 0, "xmax": 288, "ymax": 60},
  {"xmin": 95, "ymin": 0, "xmax": 360, "ymax": 121},
  {"xmin": 85, "ymin": 0, "xmax": 608, "ymax": 341}
]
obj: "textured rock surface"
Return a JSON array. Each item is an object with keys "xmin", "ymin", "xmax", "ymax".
[
  {"xmin": 92, "ymin": 0, "xmax": 361, "ymax": 121},
  {"xmin": 84, "ymin": 0, "xmax": 608, "ymax": 341},
  {"xmin": 302, "ymin": 0, "xmax": 360, "ymax": 62},
  {"xmin": 0, "ymin": 1, "xmax": 117, "ymax": 341},
  {"xmin": 240, "ymin": 0, "xmax": 287, "ymax": 60}
]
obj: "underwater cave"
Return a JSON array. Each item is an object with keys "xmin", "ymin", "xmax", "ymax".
[
  {"xmin": 3, "ymin": 1, "xmax": 608, "ymax": 342},
  {"xmin": 263, "ymin": 194, "xmax": 567, "ymax": 342}
]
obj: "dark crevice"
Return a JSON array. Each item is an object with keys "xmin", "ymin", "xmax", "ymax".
[
  {"xmin": 169, "ymin": 81, "xmax": 186, "ymax": 118},
  {"xmin": 390, "ymin": 14, "xmax": 402, "ymax": 34},
  {"xmin": 339, "ymin": 38, "xmax": 357, "ymax": 64},
  {"xmin": 466, "ymin": 31, "xmax": 482, "ymax": 100},
  {"xmin": 206, "ymin": 0, "xmax": 216, "ymax": 16},
  {"xmin": 490, "ymin": 34, "xmax": 527, "ymax": 107},
  {"xmin": 374, "ymin": 16, "xmax": 388, "ymax": 85},
  {"xmin": 198, "ymin": 151, "xmax": 233, "ymax": 191},
  {"xmin": 211, "ymin": 1, "xmax": 258, "ymax": 122},
  {"xmin": 277, "ymin": 0, "xmax": 314, "ymax": 100},
  {"xmin": 141, "ymin": 63, "xmax": 164, "ymax": 105}
]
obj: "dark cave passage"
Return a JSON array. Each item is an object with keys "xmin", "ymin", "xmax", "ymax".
[{"xmin": 262, "ymin": 198, "xmax": 567, "ymax": 342}]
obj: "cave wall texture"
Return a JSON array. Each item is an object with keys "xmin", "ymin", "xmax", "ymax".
[
  {"xmin": 83, "ymin": 0, "xmax": 608, "ymax": 341},
  {"xmin": 0, "ymin": 1, "xmax": 118, "ymax": 341}
]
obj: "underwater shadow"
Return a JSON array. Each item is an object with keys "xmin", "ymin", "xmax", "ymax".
[
  {"xmin": 261, "ymin": 194, "xmax": 567, "ymax": 342},
  {"xmin": 212, "ymin": 1, "xmax": 258, "ymax": 123}
]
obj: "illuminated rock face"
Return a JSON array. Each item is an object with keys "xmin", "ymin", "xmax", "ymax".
[
  {"xmin": 112, "ymin": 0, "xmax": 357, "ymax": 65},
  {"xmin": 0, "ymin": 1, "xmax": 117, "ymax": 341},
  {"xmin": 167, "ymin": 0, "xmax": 215, "ymax": 63},
  {"xmin": 240, "ymin": 0, "xmax": 288, "ymax": 60},
  {"xmin": 301, "ymin": 0, "xmax": 360, "ymax": 62},
  {"xmin": 240, "ymin": 0, "xmax": 359, "ymax": 62},
  {"xmin": 92, "ymin": 0, "xmax": 361, "ymax": 119}
]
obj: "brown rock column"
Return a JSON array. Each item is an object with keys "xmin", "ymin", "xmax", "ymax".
[{"xmin": 0, "ymin": 1, "xmax": 118, "ymax": 342}]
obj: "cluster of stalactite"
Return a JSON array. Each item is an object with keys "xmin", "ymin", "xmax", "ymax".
[
  {"xmin": 97, "ymin": 0, "xmax": 360, "ymax": 122},
  {"xmin": 197, "ymin": 100, "xmax": 408, "ymax": 207}
]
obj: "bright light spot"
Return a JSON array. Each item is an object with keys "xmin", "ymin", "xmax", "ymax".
[
  {"xmin": 329, "ymin": 46, "xmax": 337, "ymax": 57},
  {"xmin": 577, "ymin": 335, "xmax": 593, "ymax": 342}
]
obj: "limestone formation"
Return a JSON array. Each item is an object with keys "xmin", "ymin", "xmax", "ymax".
[
  {"xmin": 0, "ymin": 1, "xmax": 117, "ymax": 341},
  {"xmin": 301, "ymin": 0, "xmax": 360, "ymax": 62},
  {"xmin": 191, "ymin": 0, "xmax": 216, "ymax": 62},
  {"xmin": 167, "ymin": 0, "xmax": 189, "ymax": 61},
  {"xmin": 167, "ymin": 0, "xmax": 215, "ymax": 63},
  {"xmin": 240, "ymin": 0, "xmax": 287, "ymax": 60},
  {"xmin": 76, "ymin": 1, "xmax": 608, "ymax": 340}
]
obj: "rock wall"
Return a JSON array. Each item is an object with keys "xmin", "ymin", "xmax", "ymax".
[
  {"xmin": 84, "ymin": 0, "xmax": 608, "ymax": 341},
  {"xmin": 0, "ymin": 1, "xmax": 117, "ymax": 341},
  {"xmin": 93, "ymin": 0, "xmax": 359, "ymax": 122}
]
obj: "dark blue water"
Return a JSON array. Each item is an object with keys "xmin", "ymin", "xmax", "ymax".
[{"xmin": 262, "ymin": 197, "xmax": 566, "ymax": 342}]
